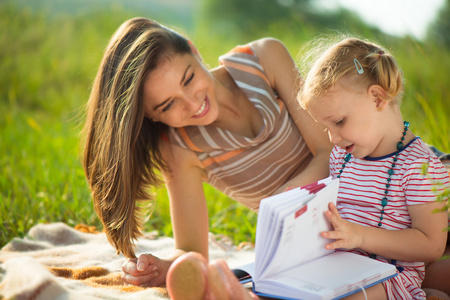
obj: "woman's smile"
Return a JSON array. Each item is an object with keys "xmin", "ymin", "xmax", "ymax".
[{"xmin": 192, "ymin": 97, "xmax": 209, "ymax": 118}]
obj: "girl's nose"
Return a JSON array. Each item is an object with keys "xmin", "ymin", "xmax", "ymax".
[{"xmin": 328, "ymin": 130, "xmax": 342, "ymax": 144}]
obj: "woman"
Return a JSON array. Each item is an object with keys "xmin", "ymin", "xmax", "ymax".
[{"xmin": 82, "ymin": 17, "xmax": 332, "ymax": 287}]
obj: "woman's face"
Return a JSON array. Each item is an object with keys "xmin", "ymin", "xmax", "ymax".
[{"xmin": 143, "ymin": 52, "xmax": 219, "ymax": 128}]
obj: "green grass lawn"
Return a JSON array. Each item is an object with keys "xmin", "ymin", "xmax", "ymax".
[{"xmin": 1, "ymin": 1, "xmax": 449, "ymax": 248}]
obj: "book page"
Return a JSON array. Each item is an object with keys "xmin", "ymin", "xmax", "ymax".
[
  {"xmin": 257, "ymin": 179, "xmax": 339, "ymax": 280},
  {"xmin": 255, "ymin": 188, "xmax": 311, "ymax": 275},
  {"xmin": 255, "ymin": 251, "xmax": 397, "ymax": 300}
]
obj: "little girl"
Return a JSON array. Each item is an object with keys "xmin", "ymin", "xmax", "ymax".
[{"xmin": 298, "ymin": 37, "xmax": 450, "ymax": 299}]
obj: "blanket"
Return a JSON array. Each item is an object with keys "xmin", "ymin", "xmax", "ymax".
[{"xmin": 0, "ymin": 223, "xmax": 255, "ymax": 300}]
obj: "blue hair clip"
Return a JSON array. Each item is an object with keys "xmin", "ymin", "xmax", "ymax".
[{"xmin": 354, "ymin": 59, "xmax": 364, "ymax": 74}]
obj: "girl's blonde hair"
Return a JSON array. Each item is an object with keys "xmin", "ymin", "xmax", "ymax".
[
  {"xmin": 298, "ymin": 37, "xmax": 404, "ymax": 109},
  {"xmin": 82, "ymin": 17, "xmax": 191, "ymax": 258}
]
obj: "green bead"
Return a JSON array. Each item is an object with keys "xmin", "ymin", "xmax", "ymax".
[
  {"xmin": 382, "ymin": 197, "xmax": 388, "ymax": 206},
  {"xmin": 388, "ymin": 169, "xmax": 394, "ymax": 175},
  {"xmin": 404, "ymin": 121, "xmax": 410, "ymax": 127},
  {"xmin": 378, "ymin": 222, "xmax": 382, "ymax": 226},
  {"xmin": 396, "ymin": 142, "xmax": 403, "ymax": 150}
]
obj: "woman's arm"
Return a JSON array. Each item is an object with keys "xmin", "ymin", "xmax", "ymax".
[
  {"xmin": 322, "ymin": 201, "xmax": 448, "ymax": 262},
  {"xmin": 162, "ymin": 139, "xmax": 210, "ymax": 259},
  {"xmin": 250, "ymin": 38, "xmax": 333, "ymax": 190},
  {"xmin": 122, "ymin": 138, "xmax": 210, "ymax": 287}
]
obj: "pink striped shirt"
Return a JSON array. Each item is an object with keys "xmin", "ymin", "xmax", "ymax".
[{"xmin": 330, "ymin": 137, "xmax": 450, "ymax": 299}]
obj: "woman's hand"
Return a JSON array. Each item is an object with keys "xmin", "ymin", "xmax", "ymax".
[
  {"xmin": 321, "ymin": 202, "xmax": 364, "ymax": 251},
  {"xmin": 121, "ymin": 253, "xmax": 171, "ymax": 287}
]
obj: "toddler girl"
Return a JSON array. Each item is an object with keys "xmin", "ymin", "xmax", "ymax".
[{"xmin": 298, "ymin": 37, "xmax": 450, "ymax": 299}]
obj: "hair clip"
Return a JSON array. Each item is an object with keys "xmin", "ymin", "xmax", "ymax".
[{"xmin": 354, "ymin": 59, "xmax": 364, "ymax": 74}]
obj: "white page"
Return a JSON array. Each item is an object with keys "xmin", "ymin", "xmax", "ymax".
[
  {"xmin": 256, "ymin": 194, "xmax": 315, "ymax": 279},
  {"xmin": 255, "ymin": 188, "xmax": 311, "ymax": 275},
  {"xmin": 258, "ymin": 180, "xmax": 338, "ymax": 280},
  {"xmin": 255, "ymin": 251, "xmax": 397, "ymax": 300}
]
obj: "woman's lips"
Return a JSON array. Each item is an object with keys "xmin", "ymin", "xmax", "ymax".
[{"xmin": 192, "ymin": 97, "xmax": 209, "ymax": 118}]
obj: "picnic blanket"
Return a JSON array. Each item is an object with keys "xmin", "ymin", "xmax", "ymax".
[{"xmin": 0, "ymin": 223, "xmax": 255, "ymax": 300}]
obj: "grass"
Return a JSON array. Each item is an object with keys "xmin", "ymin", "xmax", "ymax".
[{"xmin": 1, "ymin": 1, "xmax": 449, "ymax": 249}]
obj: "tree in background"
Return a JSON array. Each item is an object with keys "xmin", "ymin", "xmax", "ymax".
[
  {"xmin": 199, "ymin": 0, "xmax": 382, "ymax": 41},
  {"xmin": 427, "ymin": 0, "xmax": 450, "ymax": 48}
]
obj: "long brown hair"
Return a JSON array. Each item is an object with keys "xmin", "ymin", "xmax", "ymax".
[{"xmin": 82, "ymin": 17, "xmax": 191, "ymax": 258}]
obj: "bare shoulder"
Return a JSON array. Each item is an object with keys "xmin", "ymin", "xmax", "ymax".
[
  {"xmin": 248, "ymin": 38, "xmax": 295, "ymax": 85},
  {"xmin": 159, "ymin": 136, "xmax": 204, "ymax": 177},
  {"xmin": 248, "ymin": 37, "xmax": 289, "ymax": 58}
]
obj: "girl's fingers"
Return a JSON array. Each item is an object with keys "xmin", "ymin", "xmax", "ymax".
[
  {"xmin": 328, "ymin": 202, "xmax": 341, "ymax": 217},
  {"xmin": 325, "ymin": 240, "xmax": 341, "ymax": 250}
]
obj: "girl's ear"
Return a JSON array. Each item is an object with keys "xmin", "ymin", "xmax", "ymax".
[
  {"xmin": 368, "ymin": 85, "xmax": 389, "ymax": 111},
  {"xmin": 188, "ymin": 40, "xmax": 203, "ymax": 62}
]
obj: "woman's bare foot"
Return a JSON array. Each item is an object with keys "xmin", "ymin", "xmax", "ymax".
[{"xmin": 166, "ymin": 252, "xmax": 258, "ymax": 300}]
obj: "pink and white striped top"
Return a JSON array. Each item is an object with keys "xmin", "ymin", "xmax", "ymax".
[{"xmin": 330, "ymin": 137, "xmax": 450, "ymax": 298}]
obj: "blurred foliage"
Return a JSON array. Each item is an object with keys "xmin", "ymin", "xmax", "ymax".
[
  {"xmin": 427, "ymin": 0, "xmax": 450, "ymax": 48},
  {"xmin": 199, "ymin": 0, "xmax": 385, "ymax": 41}
]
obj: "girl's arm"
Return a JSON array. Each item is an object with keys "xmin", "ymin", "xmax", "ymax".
[
  {"xmin": 250, "ymin": 38, "xmax": 333, "ymax": 190},
  {"xmin": 122, "ymin": 138, "xmax": 209, "ymax": 287},
  {"xmin": 322, "ymin": 201, "xmax": 448, "ymax": 262}
]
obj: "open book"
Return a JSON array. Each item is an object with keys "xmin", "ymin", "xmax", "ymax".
[{"xmin": 234, "ymin": 177, "xmax": 397, "ymax": 300}]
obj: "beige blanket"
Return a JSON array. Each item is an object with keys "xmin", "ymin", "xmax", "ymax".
[{"xmin": 0, "ymin": 223, "xmax": 255, "ymax": 300}]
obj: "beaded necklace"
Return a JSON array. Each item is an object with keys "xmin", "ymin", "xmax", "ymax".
[{"xmin": 336, "ymin": 121, "xmax": 410, "ymax": 262}]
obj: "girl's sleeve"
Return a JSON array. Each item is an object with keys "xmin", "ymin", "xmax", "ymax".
[{"xmin": 403, "ymin": 155, "xmax": 450, "ymax": 206}]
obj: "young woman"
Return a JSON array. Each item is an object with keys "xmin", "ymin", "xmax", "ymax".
[{"xmin": 82, "ymin": 17, "xmax": 332, "ymax": 287}]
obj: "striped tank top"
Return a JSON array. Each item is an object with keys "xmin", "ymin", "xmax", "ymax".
[{"xmin": 168, "ymin": 45, "xmax": 311, "ymax": 211}]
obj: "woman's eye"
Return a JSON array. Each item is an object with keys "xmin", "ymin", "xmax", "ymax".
[
  {"xmin": 185, "ymin": 73, "xmax": 194, "ymax": 86},
  {"xmin": 162, "ymin": 100, "xmax": 174, "ymax": 112}
]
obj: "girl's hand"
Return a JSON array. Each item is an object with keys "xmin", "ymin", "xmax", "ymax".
[
  {"xmin": 321, "ymin": 202, "xmax": 364, "ymax": 250},
  {"xmin": 121, "ymin": 253, "xmax": 171, "ymax": 287}
]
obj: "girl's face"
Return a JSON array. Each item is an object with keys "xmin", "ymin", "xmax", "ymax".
[
  {"xmin": 307, "ymin": 82, "xmax": 387, "ymax": 158},
  {"xmin": 143, "ymin": 51, "xmax": 219, "ymax": 128}
]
